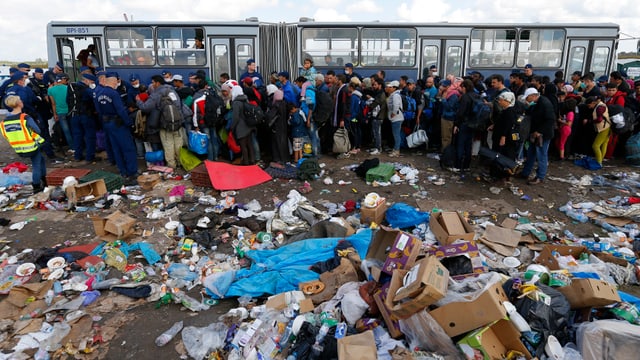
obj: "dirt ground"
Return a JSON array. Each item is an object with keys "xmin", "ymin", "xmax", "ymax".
[{"xmin": 0, "ymin": 135, "xmax": 639, "ymax": 359}]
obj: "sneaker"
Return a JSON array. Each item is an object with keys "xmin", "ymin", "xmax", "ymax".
[
  {"xmin": 369, "ymin": 149, "xmax": 381, "ymax": 155},
  {"xmin": 336, "ymin": 152, "xmax": 350, "ymax": 159},
  {"xmin": 388, "ymin": 150, "xmax": 401, "ymax": 158},
  {"xmin": 448, "ymin": 167, "xmax": 460, "ymax": 173}
]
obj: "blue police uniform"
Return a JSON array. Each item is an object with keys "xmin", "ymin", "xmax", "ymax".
[{"xmin": 93, "ymin": 83, "xmax": 138, "ymax": 178}]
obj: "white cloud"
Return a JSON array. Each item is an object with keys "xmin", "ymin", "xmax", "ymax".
[
  {"xmin": 313, "ymin": 8, "xmax": 352, "ymax": 22},
  {"xmin": 346, "ymin": 0, "xmax": 383, "ymax": 14}
]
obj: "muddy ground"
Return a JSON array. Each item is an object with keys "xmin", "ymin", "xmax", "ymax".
[{"xmin": 0, "ymin": 136, "xmax": 639, "ymax": 359}]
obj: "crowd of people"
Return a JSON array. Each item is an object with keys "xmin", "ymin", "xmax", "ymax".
[{"xmin": 1, "ymin": 49, "xmax": 640, "ymax": 191}]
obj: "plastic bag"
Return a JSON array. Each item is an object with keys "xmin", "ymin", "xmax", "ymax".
[
  {"xmin": 145, "ymin": 150, "xmax": 165, "ymax": 163},
  {"xmin": 179, "ymin": 147, "xmax": 202, "ymax": 171},
  {"xmin": 398, "ymin": 310, "xmax": 462, "ymax": 359},
  {"xmin": 384, "ymin": 203, "xmax": 430, "ymax": 229},
  {"xmin": 103, "ymin": 248, "xmax": 127, "ymax": 271},
  {"xmin": 203, "ymin": 270, "xmax": 236, "ymax": 298},
  {"xmin": 188, "ymin": 130, "xmax": 209, "ymax": 155},
  {"xmin": 182, "ymin": 322, "xmax": 227, "ymax": 360}
]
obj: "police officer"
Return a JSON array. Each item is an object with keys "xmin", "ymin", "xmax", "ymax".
[
  {"xmin": 93, "ymin": 72, "xmax": 138, "ymax": 184},
  {"xmin": 1, "ymin": 95, "xmax": 47, "ymax": 192}
]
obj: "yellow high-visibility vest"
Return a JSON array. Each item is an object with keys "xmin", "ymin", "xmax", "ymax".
[{"xmin": 0, "ymin": 113, "xmax": 44, "ymax": 154}]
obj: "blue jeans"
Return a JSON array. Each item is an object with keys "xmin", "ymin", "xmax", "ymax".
[
  {"xmin": 522, "ymin": 137, "xmax": 551, "ymax": 180},
  {"xmin": 28, "ymin": 149, "xmax": 46, "ymax": 186},
  {"xmin": 372, "ymin": 118, "xmax": 382, "ymax": 150},
  {"xmin": 203, "ymin": 127, "xmax": 220, "ymax": 161},
  {"xmin": 57, "ymin": 113, "xmax": 73, "ymax": 149},
  {"xmin": 71, "ymin": 114, "xmax": 97, "ymax": 161},
  {"xmin": 391, "ymin": 121, "xmax": 403, "ymax": 151},
  {"xmin": 307, "ymin": 121, "xmax": 321, "ymax": 155},
  {"xmin": 455, "ymin": 125, "xmax": 474, "ymax": 170}
]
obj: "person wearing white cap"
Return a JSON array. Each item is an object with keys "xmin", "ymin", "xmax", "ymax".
[
  {"xmin": 518, "ymin": 87, "xmax": 555, "ymax": 185},
  {"xmin": 385, "ymin": 80, "xmax": 404, "ymax": 157},
  {"xmin": 489, "ymin": 91, "xmax": 521, "ymax": 182}
]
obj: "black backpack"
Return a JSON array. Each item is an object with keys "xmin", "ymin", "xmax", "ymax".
[
  {"xmin": 158, "ymin": 92, "xmax": 182, "ymax": 131},
  {"xmin": 242, "ymin": 100, "xmax": 265, "ymax": 127},
  {"xmin": 203, "ymin": 90, "xmax": 226, "ymax": 128},
  {"xmin": 66, "ymin": 82, "xmax": 88, "ymax": 115},
  {"xmin": 439, "ymin": 143, "xmax": 457, "ymax": 169},
  {"xmin": 314, "ymin": 90, "xmax": 333, "ymax": 125},
  {"xmin": 608, "ymin": 104, "xmax": 636, "ymax": 134},
  {"xmin": 467, "ymin": 93, "xmax": 491, "ymax": 130}
]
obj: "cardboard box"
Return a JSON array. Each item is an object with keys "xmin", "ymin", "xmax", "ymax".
[
  {"xmin": 430, "ymin": 211, "xmax": 475, "ymax": 246},
  {"xmin": 429, "ymin": 241, "xmax": 488, "ymax": 280},
  {"xmin": 360, "ymin": 198, "xmax": 387, "ymax": 225},
  {"xmin": 557, "ymin": 278, "xmax": 621, "ymax": 309},
  {"xmin": 458, "ymin": 319, "xmax": 532, "ymax": 360},
  {"xmin": 365, "ymin": 226, "xmax": 421, "ymax": 278},
  {"xmin": 91, "ymin": 213, "xmax": 135, "ymax": 241},
  {"xmin": 104, "ymin": 211, "xmax": 136, "ymax": 238},
  {"xmin": 373, "ymin": 282, "xmax": 403, "ymax": 338},
  {"xmin": 535, "ymin": 245, "xmax": 589, "ymax": 271},
  {"xmin": 66, "ymin": 179, "xmax": 107, "ymax": 205},
  {"xmin": 137, "ymin": 173, "xmax": 161, "ymax": 191},
  {"xmin": 393, "ymin": 256, "xmax": 449, "ymax": 302},
  {"xmin": 265, "ymin": 290, "xmax": 314, "ymax": 314},
  {"xmin": 429, "ymin": 282, "xmax": 508, "ymax": 337},
  {"xmin": 385, "ymin": 257, "xmax": 449, "ymax": 319}
]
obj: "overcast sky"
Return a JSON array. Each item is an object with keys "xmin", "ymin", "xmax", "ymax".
[{"xmin": 2, "ymin": 0, "xmax": 639, "ymax": 62}]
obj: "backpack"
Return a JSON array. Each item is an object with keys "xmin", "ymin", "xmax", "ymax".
[
  {"xmin": 439, "ymin": 143, "xmax": 457, "ymax": 169},
  {"xmin": 314, "ymin": 90, "xmax": 333, "ymax": 125},
  {"xmin": 608, "ymin": 104, "xmax": 635, "ymax": 134},
  {"xmin": 66, "ymin": 82, "xmax": 88, "ymax": 115},
  {"xmin": 158, "ymin": 92, "xmax": 182, "ymax": 131},
  {"xmin": 203, "ymin": 90, "xmax": 226, "ymax": 128},
  {"xmin": 400, "ymin": 94, "xmax": 417, "ymax": 121},
  {"xmin": 467, "ymin": 93, "xmax": 491, "ymax": 130},
  {"xmin": 297, "ymin": 156, "xmax": 320, "ymax": 181},
  {"xmin": 242, "ymin": 100, "xmax": 265, "ymax": 127}
]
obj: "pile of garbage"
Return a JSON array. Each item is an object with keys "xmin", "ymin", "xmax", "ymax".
[{"xmin": 1, "ymin": 161, "xmax": 640, "ymax": 359}]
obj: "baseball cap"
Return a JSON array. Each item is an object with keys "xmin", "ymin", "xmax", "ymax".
[
  {"xmin": 523, "ymin": 87, "xmax": 539, "ymax": 98},
  {"xmin": 171, "ymin": 74, "xmax": 184, "ymax": 82},
  {"xmin": 386, "ymin": 80, "xmax": 399, "ymax": 88},
  {"xmin": 524, "ymin": 64, "xmax": 533, "ymax": 69}
]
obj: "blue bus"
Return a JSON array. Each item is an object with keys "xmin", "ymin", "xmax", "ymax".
[{"xmin": 46, "ymin": 20, "xmax": 619, "ymax": 84}]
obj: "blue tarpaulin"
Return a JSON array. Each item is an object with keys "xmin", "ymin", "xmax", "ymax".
[{"xmin": 210, "ymin": 229, "xmax": 372, "ymax": 298}]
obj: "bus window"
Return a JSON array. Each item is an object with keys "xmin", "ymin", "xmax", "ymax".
[
  {"xmin": 106, "ymin": 27, "xmax": 154, "ymax": 66},
  {"xmin": 567, "ymin": 46, "xmax": 586, "ymax": 78},
  {"xmin": 157, "ymin": 27, "xmax": 206, "ymax": 66},
  {"xmin": 422, "ymin": 44, "xmax": 438, "ymax": 79},
  {"xmin": 213, "ymin": 44, "xmax": 230, "ymax": 80},
  {"xmin": 517, "ymin": 29, "xmax": 564, "ymax": 68},
  {"xmin": 301, "ymin": 28, "xmax": 358, "ymax": 66},
  {"xmin": 469, "ymin": 29, "xmax": 515, "ymax": 67},
  {"xmin": 591, "ymin": 46, "xmax": 610, "ymax": 77},
  {"xmin": 445, "ymin": 46, "xmax": 462, "ymax": 77},
  {"xmin": 236, "ymin": 43, "xmax": 253, "ymax": 76},
  {"xmin": 361, "ymin": 28, "xmax": 416, "ymax": 67}
]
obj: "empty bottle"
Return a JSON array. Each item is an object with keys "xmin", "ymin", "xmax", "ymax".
[
  {"xmin": 565, "ymin": 209, "xmax": 588, "ymax": 223},
  {"xmin": 155, "ymin": 321, "xmax": 183, "ymax": 346}
]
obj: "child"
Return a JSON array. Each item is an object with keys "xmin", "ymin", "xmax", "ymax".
[{"xmin": 288, "ymin": 103, "xmax": 310, "ymax": 162}]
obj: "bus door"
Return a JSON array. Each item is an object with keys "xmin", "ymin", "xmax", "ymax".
[
  {"xmin": 56, "ymin": 36, "xmax": 102, "ymax": 82},
  {"xmin": 210, "ymin": 37, "xmax": 255, "ymax": 81},
  {"xmin": 420, "ymin": 38, "xmax": 465, "ymax": 80},
  {"xmin": 588, "ymin": 40, "xmax": 614, "ymax": 79}
]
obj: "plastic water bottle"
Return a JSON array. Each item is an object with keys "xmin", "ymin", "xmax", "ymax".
[
  {"xmin": 155, "ymin": 321, "xmax": 184, "ymax": 346},
  {"xmin": 565, "ymin": 209, "xmax": 588, "ymax": 223},
  {"xmin": 34, "ymin": 346, "xmax": 50, "ymax": 360},
  {"xmin": 479, "ymin": 247, "xmax": 498, "ymax": 261},
  {"xmin": 286, "ymin": 352, "xmax": 298, "ymax": 360},
  {"xmin": 593, "ymin": 219, "xmax": 618, "ymax": 232},
  {"xmin": 177, "ymin": 223, "xmax": 185, "ymax": 238},
  {"xmin": 563, "ymin": 229, "xmax": 577, "ymax": 241}
]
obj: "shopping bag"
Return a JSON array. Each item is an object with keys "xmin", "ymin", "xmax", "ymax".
[
  {"xmin": 406, "ymin": 126, "xmax": 428, "ymax": 148},
  {"xmin": 332, "ymin": 127, "xmax": 351, "ymax": 154},
  {"xmin": 188, "ymin": 130, "xmax": 209, "ymax": 155}
]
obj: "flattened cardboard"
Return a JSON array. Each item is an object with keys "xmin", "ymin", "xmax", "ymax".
[
  {"xmin": 382, "ymin": 230, "xmax": 421, "ymax": 275},
  {"xmin": 481, "ymin": 225, "xmax": 522, "ymax": 248},
  {"xmin": 429, "ymin": 282, "xmax": 508, "ymax": 337},
  {"xmin": 385, "ymin": 265, "xmax": 448, "ymax": 319},
  {"xmin": 265, "ymin": 290, "xmax": 315, "ymax": 314},
  {"xmin": 557, "ymin": 278, "xmax": 621, "ymax": 309},
  {"xmin": 373, "ymin": 282, "xmax": 403, "ymax": 338},
  {"xmin": 429, "ymin": 241, "xmax": 487, "ymax": 280},
  {"xmin": 337, "ymin": 330, "xmax": 376, "ymax": 360},
  {"xmin": 429, "ymin": 211, "xmax": 475, "ymax": 246},
  {"xmin": 535, "ymin": 245, "xmax": 589, "ymax": 271},
  {"xmin": 458, "ymin": 319, "xmax": 532, "ymax": 360}
]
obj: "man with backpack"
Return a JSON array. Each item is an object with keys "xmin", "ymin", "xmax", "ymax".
[
  {"xmin": 136, "ymin": 75, "xmax": 184, "ymax": 169},
  {"xmin": 67, "ymin": 73, "xmax": 98, "ymax": 165},
  {"xmin": 386, "ymin": 80, "xmax": 404, "ymax": 157},
  {"xmin": 453, "ymin": 80, "xmax": 480, "ymax": 175}
]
